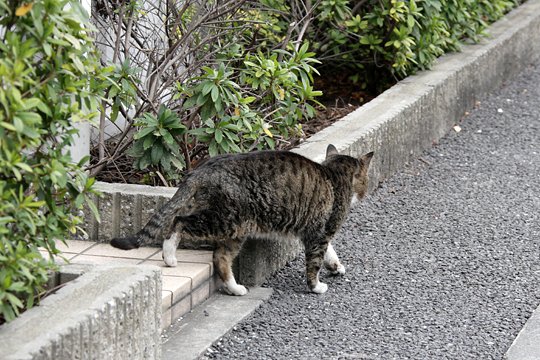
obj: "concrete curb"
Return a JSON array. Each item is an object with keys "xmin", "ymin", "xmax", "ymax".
[
  {"xmin": 0, "ymin": 264, "xmax": 162, "ymax": 360},
  {"xmin": 161, "ymin": 287, "xmax": 273, "ymax": 360},
  {"xmin": 504, "ymin": 302, "xmax": 540, "ymax": 360}
]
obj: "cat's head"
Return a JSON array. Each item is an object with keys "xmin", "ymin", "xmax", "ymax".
[{"xmin": 325, "ymin": 144, "xmax": 374, "ymax": 203}]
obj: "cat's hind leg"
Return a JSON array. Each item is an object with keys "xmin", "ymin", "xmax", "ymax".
[
  {"xmin": 214, "ymin": 241, "xmax": 248, "ymax": 296},
  {"xmin": 304, "ymin": 240, "xmax": 329, "ymax": 294},
  {"xmin": 162, "ymin": 233, "xmax": 179, "ymax": 267},
  {"xmin": 324, "ymin": 242, "xmax": 346, "ymax": 275}
]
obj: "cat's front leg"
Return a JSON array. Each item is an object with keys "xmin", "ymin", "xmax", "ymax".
[
  {"xmin": 214, "ymin": 242, "xmax": 248, "ymax": 296},
  {"xmin": 324, "ymin": 242, "xmax": 346, "ymax": 275}
]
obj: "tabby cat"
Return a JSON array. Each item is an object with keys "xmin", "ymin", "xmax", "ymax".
[{"xmin": 110, "ymin": 144, "xmax": 374, "ymax": 295}]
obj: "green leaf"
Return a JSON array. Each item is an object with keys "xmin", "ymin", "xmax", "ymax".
[
  {"xmin": 215, "ymin": 129, "xmax": 223, "ymax": 144},
  {"xmin": 134, "ymin": 126, "xmax": 156, "ymax": 140},
  {"xmin": 142, "ymin": 136, "xmax": 155, "ymax": 150},
  {"xmin": 224, "ymin": 123, "xmax": 242, "ymax": 132},
  {"xmin": 13, "ymin": 117, "xmax": 25, "ymax": 133},
  {"xmin": 242, "ymin": 96, "xmax": 256, "ymax": 104},
  {"xmin": 1, "ymin": 122, "xmax": 17, "ymax": 131},
  {"xmin": 151, "ymin": 145, "xmax": 164, "ymax": 164},
  {"xmin": 170, "ymin": 156, "xmax": 185, "ymax": 171},
  {"xmin": 16, "ymin": 112, "xmax": 42, "ymax": 124},
  {"xmin": 211, "ymin": 86, "xmax": 219, "ymax": 102},
  {"xmin": 188, "ymin": 128, "xmax": 209, "ymax": 136},
  {"xmin": 23, "ymin": 98, "xmax": 41, "ymax": 110},
  {"xmin": 86, "ymin": 197, "xmax": 101, "ymax": 224},
  {"xmin": 202, "ymin": 81, "xmax": 215, "ymax": 96},
  {"xmin": 15, "ymin": 162, "xmax": 33, "ymax": 173},
  {"xmin": 12, "ymin": 167, "xmax": 22, "ymax": 181},
  {"xmin": 265, "ymin": 136, "xmax": 276, "ymax": 149},
  {"xmin": 6, "ymin": 293, "xmax": 24, "ymax": 310},
  {"xmin": 43, "ymin": 42, "xmax": 52, "ymax": 57},
  {"xmin": 161, "ymin": 130, "xmax": 175, "ymax": 145},
  {"xmin": 208, "ymin": 141, "xmax": 218, "ymax": 157}
]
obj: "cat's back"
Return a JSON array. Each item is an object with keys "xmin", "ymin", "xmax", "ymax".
[
  {"xmin": 195, "ymin": 150, "xmax": 326, "ymax": 188},
  {"xmin": 190, "ymin": 151, "xmax": 334, "ymax": 216}
]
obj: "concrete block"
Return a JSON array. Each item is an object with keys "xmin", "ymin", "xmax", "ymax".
[
  {"xmin": 235, "ymin": 235, "xmax": 302, "ymax": 286},
  {"xmin": 83, "ymin": 183, "xmax": 176, "ymax": 242},
  {"xmin": 0, "ymin": 264, "xmax": 162, "ymax": 360}
]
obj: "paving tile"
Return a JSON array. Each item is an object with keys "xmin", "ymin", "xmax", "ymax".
[
  {"xmin": 148, "ymin": 249, "xmax": 213, "ymax": 265},
  {"xmin": 162, "ymin": 276, "xmax": 191, "ymax": 304},
  {"xmin": 171, "ymin": 296, "xmax": 191, "ymax": 322},
  {"xmin": 162, "ymin": 290, "xmax": 173, "ymax": 313},
  {"xmin": 55, "ymin": 240, "xmax": 96, "ymax": 254},
  {"xmin": 161, "ymin": 308, "xmax": 172, "ymax": 329},
  {"xmin": 70, "ymin": 254, "xmax": 140, "ymax": 266},
  {"xmin": 38, "ymin": 249, "xmax": 71, "ymax": 264},
  {"xmin": 191, "ymin": 281, "xmax": 210, "ymax": 309},
  {"xmin": 82, "ymin": 243, "xmax": 161, "ymax": 259},
  {"xmin": 142, "ymin": 260, "xmax": 210, "ymax": 289}
]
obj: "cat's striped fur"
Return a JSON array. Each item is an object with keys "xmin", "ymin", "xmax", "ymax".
[{"xmin": 110, "ymin": 144, "xmax": 373, "ymax": 295}]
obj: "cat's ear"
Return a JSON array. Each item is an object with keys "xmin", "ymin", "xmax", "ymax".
[
  {"xmin": 326, "ymin": 144, "xmax": 338, "ymax": 158},
  {"xmin": 361, "ymin": 151, "xmax": 374, "ymax": 167}
]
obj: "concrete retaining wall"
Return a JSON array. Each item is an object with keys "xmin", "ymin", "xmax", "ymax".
[
  {"xmin": 82, "ymin": 0, "xmax": 540, "ymax": 286},
  {"xmin": 293, "ymin": 0, "xmax": 540, "ymax": 178},
  {"xmin": 0, "ymin": 264, "xmax": 162, "ymax": 360}
]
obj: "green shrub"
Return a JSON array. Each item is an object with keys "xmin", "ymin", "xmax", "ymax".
[
  {"xmin": 92, "ymin": 0, "xmax": 522, "ymax": 185},
  {"xmin": 260, "ymin": 0, "xmax": 521, "ymax": 90},
  {"xmin": 0, "ymin": 0, "xmax": 107, "ymax": 322},
  {"xmin": 92, "ymin": 1, "xmax": 322, "ymax": 184}
]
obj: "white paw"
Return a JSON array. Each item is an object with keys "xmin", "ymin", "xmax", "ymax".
[
  {"xmin": 330, "ymin": 264, "xmax": 346, "ymax": 275},
  {"xmin": 312, "ymin": 282, "xmax": 328, "ymax": 294},
  {"xmin": 226, "ymin": 284, "xmax": 248, "ymax": 296},
  {"xmin": 162, "ymin": 233, "xmax": 179, "ymax": 267},
  {"xmin": 163, "ymin": 255, "xmax": 177, "ymax": 267}
]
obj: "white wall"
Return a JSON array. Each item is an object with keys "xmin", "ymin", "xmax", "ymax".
[{"xmin": 68, "ymin": 0, "xmax": 92, "ymax": 164}]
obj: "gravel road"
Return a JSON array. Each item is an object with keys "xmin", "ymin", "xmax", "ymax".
[{"xmin": 204, "ymin": 62, "xmax": 540, "ymax": 359}]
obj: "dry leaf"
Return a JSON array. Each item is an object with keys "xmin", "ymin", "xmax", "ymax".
[
  {"xmin": 278, "ymin": 88, "xmax": 285, "ymax": 100},
  {"xmin": 15, "ymin": 2, "xmax": 33, "ymax": 16},
  {"xmin": 263, "ymin": 124, "xmax": 273, "ymax": 138}
]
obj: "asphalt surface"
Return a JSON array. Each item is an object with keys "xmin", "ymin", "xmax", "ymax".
[{"xmin": 203, "ymin": 62, "xmax": 540, "ymax": 359}]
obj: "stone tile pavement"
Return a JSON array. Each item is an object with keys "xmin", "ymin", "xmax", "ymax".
[{"xmin": 39, "ymin": 240, "xmax": 220, "ymax": 329}]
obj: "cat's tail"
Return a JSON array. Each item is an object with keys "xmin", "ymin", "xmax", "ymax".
[
  {"xmin": 110, "ymin": 207, "xmax": 168, "ymax": 249},
  {"xmin": 110, "ymin": 235, "xmax": 141, "ymax": 250},
  {"xmin": 110, "ymin": 186, "xmax": 189, "ymax": 250}
]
